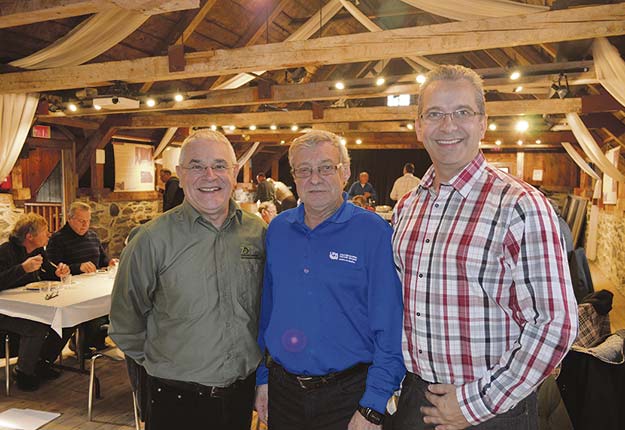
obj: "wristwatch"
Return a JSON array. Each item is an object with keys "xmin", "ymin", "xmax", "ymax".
[{"xmin": 357, "ymin": 405, "xmax": 385, "ymax": 425}]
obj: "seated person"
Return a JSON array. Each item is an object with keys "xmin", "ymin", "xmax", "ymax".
[
  {"xmin": 47, "ymin": 201, "xmax": 117, "ymax": 352},
  {"xmin": 0, "ymin": 213, "xmax": 72, "ymax": 391},
  {"xmin": 351, "ymin": 195, "xmax": 375, "ymax": 211},
  {"xmin": 258, "ymin": 201, "xmax": 277, "ymax": 224}
]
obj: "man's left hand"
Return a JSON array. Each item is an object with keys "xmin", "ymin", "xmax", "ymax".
[
  {"xmin": 55, "ymin": 262, "xmax": 70, "ymax": 278},
  {"xmin": 348, "ymin": 410, "xmax": 381, "ymax": 430},
  {"xmin": 421, "ymin": 384, "xmax": 471, "ymax": 430},
  {"xmin": 108, "ymin": 258, "xmax": 119, "ymax": 267}
]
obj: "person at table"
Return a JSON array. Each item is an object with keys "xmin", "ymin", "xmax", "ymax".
[
  {"xmin": 47, "ymin": 201, "xmax": 117, "ymax": 351},
  {"xmin": 390, "ymin": 163, "xmax": 421, "ymax": 202},
  {"xmin": 391, "ymin": 65, "xmax": 577, "ymax": 430},
  {"xmin": 159, "ymin": 168, "xmax": 184, "ymax": 212},
  {"xmin": 109, "ymin": 129, "xmax": 266, "ymax": 430},
  {"xmin": 0, "ymin": 213, "xmax": 71, "ymax": 391},
  {"xmin": 348, "ymin": 171, "xmax": 378, "ymax": 204},
  {"xmin": 254, "ymin": 130, "xmax": 404, "ymax": 430}
]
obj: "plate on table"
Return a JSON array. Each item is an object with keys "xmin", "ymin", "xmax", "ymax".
[{"xmin": 24, "ymin": 281, "xmax": 61, "ymax": 291}]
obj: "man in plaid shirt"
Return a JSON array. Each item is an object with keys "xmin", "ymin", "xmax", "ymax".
[{"xmin": 391, "ymin": 65, "xmax": 578, "ymax": 430}]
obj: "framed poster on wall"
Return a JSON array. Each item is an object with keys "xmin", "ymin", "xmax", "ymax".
[{"xmin": 113, "ymin": 142, "xmax": 155, "ymax": 192}]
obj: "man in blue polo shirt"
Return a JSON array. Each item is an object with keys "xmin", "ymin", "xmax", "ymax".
[{"xmin": 255, "ymin": 130, "xmax": 404, "ymax": 430}]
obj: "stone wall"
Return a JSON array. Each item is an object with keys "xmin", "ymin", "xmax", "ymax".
[
  {"xmin": 594, "ymin": 210, "xmax": 625, "ymax": 291},
  {"xmin": 80, "ymin": 197, "xmax": 160, "ymax": 259},
  {"xmin": 0, "ymin": 194, "xmax": 24, "ymax": 243}
]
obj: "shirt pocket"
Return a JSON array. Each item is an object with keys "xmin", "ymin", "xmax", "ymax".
[{"xmin": 156, "ymin": 265, "xmax": 211, "ymax": 319}]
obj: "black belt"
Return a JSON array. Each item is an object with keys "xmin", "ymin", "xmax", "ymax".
[
  {"xmin": 267, "ymin": 355, "xmax": 370, "ymax": 390},
  {"xmin": 149, "ymin": 374, "xmax": 249, "ymax": 398}
]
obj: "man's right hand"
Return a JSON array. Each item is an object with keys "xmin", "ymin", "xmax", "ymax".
[
  {"xmin": 255, "ymin": 384, "xmax": 269, "ymax": 425},
  {"xmin": 22, "ymin": 255, "xmax": 43, "ymax": 273},
  {"xmin": 80, "ymin": 261, "xmax": 97, "ymax": 273}
]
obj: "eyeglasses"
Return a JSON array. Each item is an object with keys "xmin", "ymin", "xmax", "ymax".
[
  {"xmin": 420, "ymin": 109, "xmax": 484, "ymax": 123},
  {"xmin": 180, "ymin": 162, "xmax": 233, "ymax": 175},
  {"xmin": 291, "ymin": 163, "xmax": 342, "ymax": 179}
]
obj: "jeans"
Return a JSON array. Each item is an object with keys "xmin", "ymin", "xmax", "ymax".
[
  {"xmin": 268, "ymin": 363, "xmax": 370, "ymax": 430},
  {"xmin": 144, "ymin": 372, "xmax": 255, "ymax": 430},
  {"xmin": 392, "ymin": 372, "xmax": 538, "ymax": 430}
]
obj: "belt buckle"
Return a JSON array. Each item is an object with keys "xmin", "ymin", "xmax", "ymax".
[
  {"xmin": 209, "ymin": 386, "xmax": 222, "ymax": 398},
  {"xmin": 296, "ymin": 376, "xmax": 314, "ymax": 389}
]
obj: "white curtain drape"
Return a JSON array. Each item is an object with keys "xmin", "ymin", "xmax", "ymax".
[
  {"xmin": 561, "ymin": 142, "xmax": 601, "ymax": 181},
  {"xmin": 593, "ymin": 37, "xmax": 625, "ymax": 108},
  {"xmin": 0, "ymin": 94, "xmax": 39, "ymax": 180},
  {"xmin": 566, "ymin": 112, "xmax": 625, "ymax": 183},
  {"xmin": 399, "ymin": 0, "xmax": 547, "ymax": 21},
  {"xmin": 237, "ymin": 141, "xmax": 261, "ymax": 167},
  {"xmin": 214, "ymin": 0, "xmax": 343, "ymax": 90},
  {"xmin": 9, "ymin": 6, "xmax": 148, "ymax": 69}
]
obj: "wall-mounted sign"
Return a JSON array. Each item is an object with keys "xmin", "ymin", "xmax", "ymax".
[
  {"xmin": 32, "ymin": 125, "xmax": 51, "ymax": 139},
  {"xmin": 532, "ymin": 169, "xmax": 543, "ymax": 181}
]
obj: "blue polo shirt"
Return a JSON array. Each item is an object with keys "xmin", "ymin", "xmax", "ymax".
[{"xmin": 257, "ymin": 194, "xmax": 405, "ymax": 413}]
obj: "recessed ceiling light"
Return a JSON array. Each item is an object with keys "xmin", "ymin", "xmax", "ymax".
[
  {"xmin": 488, "ymin": 123, "xmax": 497, "ymax": 131},
  {"xmin": 280, "ymin": 140, "xmax": 285, "ymax": 145},
  {"xmin": 510, "ymin": 70, "xmax": 521, "ymax": 80},
  {"xmin": 375, "ymin": 77, "xmax": 385, "ymax": 86},
  {"xmin": 514, "ymin": 86, "xmax": 523, "ymax": 93},
  {"xmin": 355, "ymin": 138, "xmax": 362, "ymax": 145},
  {"xmin": 517, "ymin": 139, "xmax": 524, "ymax": 146},
  {"xmin": 416, "ymin": 74, "xmax": 426, "ymax": 84},
  {"xmin": 406, "ymin": 123, "xmax": 414, "ymax": 130},
  {"xmin": 93, "ymin": 104, "xmax": 102, "ymax": 111},
  {"xmin": 291, "ymin": 125, "xmax": 299, "ymax": 131},
  {"xmin": 210, "ymin": 124, "xmax": 217, "ymax": 131},
  {"xmin": 335, "ymin": 81, "xmax": 345, "ymax": 90},
  {"xmin": 68, "ymin": 103, "xmax": 77, "ymax": 112},
  {"xmin": 535, "ymin": 139, "xmax": 542, "ymax": 144},
  {"xmin": 249, "ymin": 125, "xmax": 257, "ymax": 131},
  {"xmin": 495, "ymin": 140, "xmax": 502, "ymax": 145},
  {"xmin": 146, "ymin": 98, "xmax": 156, "ymax": 107},
  {"xmin": 270, "ymin": 124, "xmax": 277, "ymax": 131},
  {"xmin": 174, "ymin": 93, "xmax": 184, "ymax": 102}
]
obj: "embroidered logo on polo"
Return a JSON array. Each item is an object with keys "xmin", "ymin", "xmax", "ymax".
[
  {"xmin": 328, "ymin": 251, "xmax": 358, "ymax": 264},
  {"xmin": 240, "ymin": 245, "xmax": 262, "ymax": 259}
]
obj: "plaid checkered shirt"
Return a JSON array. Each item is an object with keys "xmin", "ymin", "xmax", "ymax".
[{"xmin": 392, "ymin": 152, "xmax": 578, "ymax": 425}]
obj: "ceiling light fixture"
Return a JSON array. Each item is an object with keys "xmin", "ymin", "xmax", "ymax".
[
  {"xmin": 68, "ymin": 103, "xmax": 77, "ymax": 112},
  {"xmin": 93, "ymin": 104, "xmax": 102, "ymax": 111},
  {"xmin": 249, "ymin": 125, "xmax": 257, "ymax": 131},
  {"xmin": 280, "ymin": 140, "xmax": 285, "ymax": 145},
  {"xmin": 535, "ymin": 139, "xmax": 542, "ymax": 144},
  {"xmin": 340, "ymin": 138, "xmax": 347, "ymax": 145},
  {"xmin": 551, "ymin": 72, "xmax": 570, "ymax": 99},
  {"xmin": 406, "ymin": 123, "xmax": 414, "ymax": 130},
  {"xmin": 514, "ymin": 86, "xmax": 523, "ymax": 93},
  {"xmin": 375, "ymin": 77, "xmax": 385, "ymax": 86},
  {"xmin": 495, "ymin": 140, "xmax": 502, "ymax": 145},
  {"xmin": 270, "ymin": 124, "xmax": 277, "ymax": 131},
  {"xmin": 355, "ymin": 138, "xmax": 362, "ymax": 145},
  {"xmin": 335, "ymin": 81, "xmax": 345, "ymax": 90},
  {"xmin": 210, "ymin": 124, "xmax": 217, "ymax": 131},
  {"xmin": 488, "ymin": 123, "xmax": 497, "ymax": 131},
  {"xmin": 416, "ymin": 74, "xmax": 426, "ymax": 84},
  {"xmin": 517, "ymin": 139, "xmax": 524, "ymax": 146},
  {"xmin": 515, "ymin": 120, "xmax": 529, "ymax": 132},
  {"xmin": 510, "ymin": 70, "xmax": 521, "ymax": 80},
  {"xmin": 174, "ymin": 93, "xmax": 184, "ymax": 102},
  {"xmin": 291, "ymin": 125, "xmax": 299, "ymax": 131},
  {"xmin": 146, "ymin": 98, "xmax": 156, "ymax": 107}
]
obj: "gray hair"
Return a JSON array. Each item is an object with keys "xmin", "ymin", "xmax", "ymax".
[
  {"xmin": 69, "ymin": 201, "xmax": 91, "ymax": 218},
  {"xmin": 288, "ymin": 130, "xmax": 350, "ymax": 168},
  {"xmin": 417, "ymin": 65, "xmax": 485, "ymax": 117},
  {"xmin": 10, "ymin": 213, "xmax": 48, "ymax": 244},
  {"xmin": 178, "ymin": 129, "xmax": 237, "ymax": 165}
]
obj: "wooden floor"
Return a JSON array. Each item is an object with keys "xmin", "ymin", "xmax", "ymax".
[
  {"xmin": 1, "ymin": 351, "xmax": 136, "ymax": 430},
  {"xmin": 1, "ymin": 264, "xmax": 622, "ymax": 428}
]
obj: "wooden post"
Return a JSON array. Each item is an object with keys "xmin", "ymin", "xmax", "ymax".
[
  {"xmin": 271, "ymin": 159, "xmax": 279, "ymax": 180},
  {"xmin": 243, "ymin": 160, "xmax": 252, "ymax": 184}
]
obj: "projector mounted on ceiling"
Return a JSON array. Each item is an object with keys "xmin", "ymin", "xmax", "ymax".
[{"xmin": 93, "ymin": 96, "xmax": 140, "ymax": 110}]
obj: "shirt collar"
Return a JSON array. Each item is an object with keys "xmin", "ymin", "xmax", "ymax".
[
  {"xmin": 181, "ymin": 199, "xmax": 242, "ymax": 230},
  {"xmin": 286, "ymin": 192, "xmax": 353, "ymax": 226},
  {"xmin": 419, "ymin": 152, "xmax": 487, "ymax": 199}
]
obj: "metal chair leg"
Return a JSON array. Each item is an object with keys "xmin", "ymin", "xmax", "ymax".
[
  {"xmin": 87, "ymin": 353, "xmax": 103, "ymax": 421},
  {"xmin": 132, "ymin": 390, "xmax": 141, "ymax": 430},
  {"xmin": 4, "ymin": 334, "xmax": 9, "ymax": 396}
]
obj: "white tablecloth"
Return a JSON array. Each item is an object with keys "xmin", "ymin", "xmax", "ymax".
[{"xmin": 0, "ymin": 272, "xmax": 114, "ymax": 336}]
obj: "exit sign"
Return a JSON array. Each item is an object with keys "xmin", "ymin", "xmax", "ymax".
[{"xmin": 32, "ymin": 125, "xmax": 51, "ymax": 138}]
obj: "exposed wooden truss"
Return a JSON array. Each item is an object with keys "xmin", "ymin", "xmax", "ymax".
[{"xmin": 2, "ymin": 3, "xmax": 624, "ymax": 93}]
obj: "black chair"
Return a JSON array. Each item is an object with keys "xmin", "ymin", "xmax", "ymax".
[{"xmin": 0, "ymin": 331, "xmax": 20, "ymax": 396}]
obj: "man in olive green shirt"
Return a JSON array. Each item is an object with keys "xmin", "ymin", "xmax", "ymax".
[{"xmin": 109, "ymin": 129, "xmax": 266, "ymax": 430}]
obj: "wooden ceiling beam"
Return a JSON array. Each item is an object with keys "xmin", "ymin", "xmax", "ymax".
[
  {"xmin": 2, "ymin": 3, "xmax": 623, "ymax": 93},
  {"xmin": 116, "ymin": 98, "xmax": 583, "ymax": 129},
  {"xmin": 0, "ymin": 0, "xmax": 200, "ymax": 29}
]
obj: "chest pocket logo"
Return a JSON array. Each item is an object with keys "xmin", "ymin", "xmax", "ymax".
[{"xmin": 241, "ymin": 245, "xmax": 262, "ymax": 260}]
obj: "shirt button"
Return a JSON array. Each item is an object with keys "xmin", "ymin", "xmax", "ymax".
[
  {"xmin": 425, "ymin": 238, "xmax": 430, "ymax": 243},
  {"xmin": 418, "ymin": 349, "xmax": 423, "ymax": 354},
  {"xmin": 303, "ymin": 268, "xmax": 309, "ymax": 274},
  {"xmin": 418, "ymin": 273, "xmax": 423, "ymax": 278},
  {"xmin": 434, "ymin": 203, "xmax": 440, "ymax": 208},
  {"xmin": 416, "ymin": 312, "xmax": 421, "ymax": 316}
]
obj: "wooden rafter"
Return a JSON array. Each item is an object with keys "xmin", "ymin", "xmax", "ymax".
[{"xmin": 2, "ymin": 3, "xmax": 624, "ymax": 94}]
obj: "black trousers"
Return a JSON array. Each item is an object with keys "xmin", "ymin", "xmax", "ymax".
[
  {"xmin": 268, "ymin": 364, "xmax": 371, "ymax": 430},
  {"xmin": 392, "ymin": 372, "xmax": 538, "ymax": 430},
  {"xmin": 145, "ymin": 372, "xmax": 255, "ymax": 430}
]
